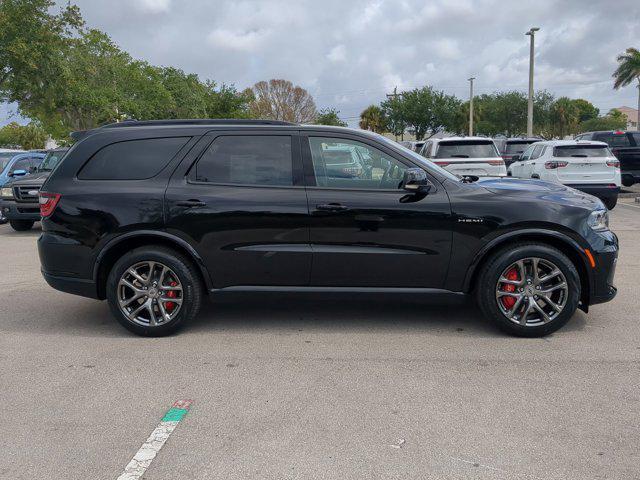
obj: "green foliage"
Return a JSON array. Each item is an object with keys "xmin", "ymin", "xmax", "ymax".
[
  {"xmin": 578, "ymin": 113, "xmax": 627, "ymax": 133},
  {"xmin": 549, "ymin": 97, "xmax": 580, "ymax": 138},
  {"xmin": 0, "ymin": 121, "xmax": 47, "ymax": 149},
  {"xmin": 612, "ymin": 47, "xmax": 640, "ymax": 90},
  {"xmin": 572, "ymin": 99, "xmax": 599, "ymax": 122},
  {"xmin": 315, "ymin": 108, "xmax": 347, "ymax": 127},
  {"xmin": 359, "ymin": 105, "xmax": 386, "ymax": 133}
]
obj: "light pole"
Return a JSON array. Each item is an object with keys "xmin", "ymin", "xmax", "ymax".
[
  {"xmin": 525, "ymin": 27, "xmax": 540, "ymax": 137},
  {"xmin": 468, "ymin": 77, "xmax": 475, "ymax": 136}
]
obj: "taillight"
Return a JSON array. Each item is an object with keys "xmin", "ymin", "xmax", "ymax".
[
  {"xmin": 433, "ymin": 161, "xmax": 450, "ymax": 167},
  {"xmin": 606, "ymin": 159, "xmax": 620, "ymax": 168},
  {"xmin": 545, "ymin": 161, "xmax": 569, "ymax": 169},
  {"xmin": 39, "ymin": 192, "xmax": 61, "ymax": 217},
  {"xmin": 488, "ymin": 160, "xmax": 505, "ymax": 166}
]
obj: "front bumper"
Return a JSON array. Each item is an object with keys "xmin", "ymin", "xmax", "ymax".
[
  {"xmin": 1, "ymin": 199, "xmax": 41, "ymax": 221},
  {"xmin": 587, "ymin": 231, "xmax": 618, "ymax": 306}
]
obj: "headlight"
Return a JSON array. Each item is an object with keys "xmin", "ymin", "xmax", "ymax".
[
  {"xmin": 1, "ymin": 187, "xmax": 13, "ymax": 199},
  {"xmin": 588, "ymin": 209, "xmax": 609, "ymax": 231}
]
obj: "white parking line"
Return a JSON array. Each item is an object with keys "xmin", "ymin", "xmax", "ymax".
[
  {"xmin": 619, "ymin": 202, "xmax": 640, "ymax": 210},
  {"xmin": 117, "ymin": 400, "xmax": 193, "ymax": 480}
]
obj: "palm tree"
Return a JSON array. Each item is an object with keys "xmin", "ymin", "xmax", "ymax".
[
  {"xmin": 613, "ymin": 48, "xmax": 640, "ymax": 128},
  {"xmin": 359, "ymin": 105, "xmax": 386, "ymax": 133}
]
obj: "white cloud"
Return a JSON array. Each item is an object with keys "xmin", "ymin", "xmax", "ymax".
[
  {"xmin": 134, "ymin": 0, "xmax": 171, "ymax": 13},
  {"xmin": 327, "ymin": 45, "xmax": 347, "ymax": 63},
  {"xmin": 207, "ymin": 28, "xmax": 267, "ymax": 52}
]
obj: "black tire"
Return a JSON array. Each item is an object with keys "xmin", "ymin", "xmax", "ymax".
[
  {"xmin": 106, "ymin": 246, "xmax": 203, "ymax": 336},
  {"xmin": 9, "ymin": 219, "xmax": 34, "ymax": 231},
  {"xmin": 602, "ymin": 196, "xmax": 617, "ymax": 210},
  {"xmin": 475, "ymin": 243, "xmax": 581, "ymax": 337}
]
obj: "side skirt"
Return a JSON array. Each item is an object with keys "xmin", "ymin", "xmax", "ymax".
[{"xmin": 209, "ymin": 286, "xmax": 465, "ymax": 295}]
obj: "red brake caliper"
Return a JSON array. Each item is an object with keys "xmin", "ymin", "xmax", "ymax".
[
  {"xmin": 501, "ymin": 268, "xmax": 519, "ymax": 309},
  {"xmin": 165, "ymin": 281, "xmax": 178, "ymax": 312}
]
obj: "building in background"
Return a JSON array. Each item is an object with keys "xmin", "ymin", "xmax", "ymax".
[{"xmin": 616, "ymin": 106, "xmax": 638, "ymax": 130}]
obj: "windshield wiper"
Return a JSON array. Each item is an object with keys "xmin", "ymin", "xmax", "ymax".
[
  {"xmin": 570, "ymin": 154, "xmax": 588, "ymax": 157},
  {"xmin": 450, "ymin": 154, "xmax": 469, "ymax": 158}
]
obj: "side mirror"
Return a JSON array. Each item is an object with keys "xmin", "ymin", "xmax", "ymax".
[
  {"xmin": 401, "ymin": 168, "xmax": 432, "ymax": 194},
  {"xmin": 8, "ymin": 169, "xmax": 28, "ymax": 177},
  {"xmin": 511, "ymin": 155, "xmax": 521, "ymax": 162}
]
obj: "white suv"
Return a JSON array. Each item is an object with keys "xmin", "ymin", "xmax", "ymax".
[
  {"xmin": 418, "ymin": 137, "xmax": 506, "ymax": 177},
  {"xmin": 508, "ymin": 140, "xmax": 621, "ymax": 209}
]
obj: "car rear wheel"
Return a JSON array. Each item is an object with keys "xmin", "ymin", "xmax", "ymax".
[
  {"xmin": 9, "ymin": 219, "xmax": 34, "ymax": 231},
  {"xmin": 476, "ymin": 243, "xmax": 580, "ymax": 337},
  {"xmin": 106, "ymin": 246, "xmax": 203, "ymax": 336}
]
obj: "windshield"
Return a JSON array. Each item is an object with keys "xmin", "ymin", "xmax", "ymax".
[
  {"xmin": 553, "ymin": 145, "xmax": 612, "ymax": 157},
  {"xmin": 0, "ymin": 153, "xmax": 16, "ymax": 172},
  {"xmin": 435, "ymin": 141, "xmax": 499, "ymax": 158},
  {"xmin": 505, "ymin": 141, "xmax": 535, "ymax": 154},
  {"xmin": 374, "ymin": 133, "xmax": 460, "ymax": 182},
  {"xmin": 38, "ymin": 150, "xmax": 67, "ymax": 171}
]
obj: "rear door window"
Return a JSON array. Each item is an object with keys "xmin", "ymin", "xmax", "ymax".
[
  {"xmin": 505, "ymin": 142, "xmax": 534, "ymax": 154},
  {"xmin": 192, "ymin": 135, "xmax": 293, "ymax": 186},
  {"xmin": 529, "ymin": 145, "xmax": 544, "ymax": 160},
  {"xmin": 594, "ymin": 133, "xmax": 630, "ymax": 147},
  {"xmin": 79, "ymin": 137, "xmax": 190, "ymax": 180},
  {"xmin": 553, "ymin": 145, "xmax": 612, "ymax": 157},
  {"xmin": 434, "ymin": 141, "xmax": 498, "ymax": 158}
]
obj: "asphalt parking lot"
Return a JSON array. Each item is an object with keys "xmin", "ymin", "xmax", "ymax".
[{"xmin": 1, "ymin": 203, "xmax": 639, "ymax": 480}]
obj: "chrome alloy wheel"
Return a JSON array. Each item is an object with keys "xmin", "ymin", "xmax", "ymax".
[
  {"xmin": 495, "ymin": 257, "xmax": 569, "ymax": 327},
  {"xmin": 117, "ymin": 261, "xmax": 183, "ymax": 326}
]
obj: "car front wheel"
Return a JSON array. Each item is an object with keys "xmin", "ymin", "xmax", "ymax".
[
  {"xmin": 106, "ymin": 246, "xmax": 203, "ymax": 336},
  {"xmin": 476, "ymin": 243, "xmax": 581, "ymax": 337}
]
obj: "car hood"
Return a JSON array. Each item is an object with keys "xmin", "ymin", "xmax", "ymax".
[{"xmin": 475, "ymin": 177, "xmax": 604, "ymax": 209}]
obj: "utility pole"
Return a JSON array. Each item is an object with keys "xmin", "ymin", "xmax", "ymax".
[
  {"xmin": 386, "ymin": 86, "xmax": 403, "ymax": 140},
  {"xmin": 468, "ymin": 77, "xmax": 475, "ymax": 136},
  {"xmin": 525, "ymin": 27, "xmax": 540, "ymax": 137}
]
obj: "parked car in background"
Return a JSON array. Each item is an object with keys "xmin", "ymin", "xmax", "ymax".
[
  {"xmin": 500, "ymin": 137, "xmax": 543, "ymax": 168},
  {"xmin": 0, "ymin": 148, "xmax": 69, "ymax": 231},
  {"xmin": 0, "ymin": 150, "xmax": 45, "ymax": 224},
  {"xmin": 508, "ymin": 140, "xmax": 621, "ymax": 209},
  {"xmin": 418, "ymin": 137, "xmax": 507, "ymax": 177},
  {"xmin": 38, "ymin": 119, "xmax": 617, "ymax": 338},
  {"xmin": 575, "ymin": 130, "xmax": 640, "ymax": 186},
  {"xmin": 399, "ymin": 140, "xmax": 426, "ymax": 153}
]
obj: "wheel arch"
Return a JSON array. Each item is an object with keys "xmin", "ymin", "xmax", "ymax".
[
  {"xmin": 463, "ymin": 230, "xmax": 592, "ymax": 310},
  {"xmin": 94, "ymin": 231, "xmax": 212, "ymax": 300}
]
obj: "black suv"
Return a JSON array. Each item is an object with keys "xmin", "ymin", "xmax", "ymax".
[
  {"xmin": 575, "ymin": 131, "xmax": 640, "ymax": 186},
  {"xmin": 38, "ymin": 120, "xmax": 618, "ymax": 337}
]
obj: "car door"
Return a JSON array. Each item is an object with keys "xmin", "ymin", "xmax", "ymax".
[
  {"xmin": 511, "ymin": 146, "xmax": 530, "ymax": 177},
  {"xmin": 302, "ymin": 132, "xmax": 453, "ymax": 288},
  {"xmin": 165, "ymin": 130, "xmax": 311, "ymax": 288},
  {"xmin": 526, "ymin": 145, "xmax": 545, "ymax": 177}
]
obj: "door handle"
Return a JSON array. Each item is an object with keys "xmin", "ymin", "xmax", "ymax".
[
  {"xmin": 176, "ymin": 199, "xmax": 206, "ymax": 208},
  {"xmin": 316, "ymin": 203, "xmax": 349, "ymax": 212}
]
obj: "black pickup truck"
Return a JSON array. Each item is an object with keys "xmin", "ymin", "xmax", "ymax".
[
  {"xmin": 576, "ymin": 131, "xmax": 640, "ymax": 186},
  {"xmin": 0, "ymin": 148, "xmax": 68, "ymax": 231}
]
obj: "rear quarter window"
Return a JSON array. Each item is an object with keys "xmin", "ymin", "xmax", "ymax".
[
  {"xmin": 78, "ymin": 137, "xmax": 190, "ymax": 180},
  {"xmin": 553, "ymin": 145, "xmax": 611, "ymax": 157}
]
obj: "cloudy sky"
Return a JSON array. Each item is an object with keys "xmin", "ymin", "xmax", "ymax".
[{"xmin": 3, "ymin": 0, "xmax": 639, "ymax": 127}]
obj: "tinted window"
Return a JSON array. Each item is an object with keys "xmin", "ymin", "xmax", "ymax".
[
  {"xmin": 553, "ymin": 145, "xmax": 611, "ymax": 157},
  {"xmin": 505, "ymin": 141, "xmax": 535, "ymax": 154},
  {"xmin": 309, "ymin": 137, "xmax": 407, "ymax": 189},
  {"xmin": 530, "ymin": 145, "xmax": 544, "ymax": 159},
  {"xmin": 79, "ymin": 137, "xmax": 189, "ymax": 180},
  {"xmin": 39, "ymin": 150, "xmax": 68, "ymax": 172},
  {"xmin": 630, "ymin": 133, "xmax": 640, "ymax": 146},
  {"xmin": 435, "ymin": 141, "xmax": 498, "ymax": 158},
  {"xmin": 521, "ymin": 145, "xmax": 535, "ymax": 160},
  {"xmin": 594, "ymin": 133, "xmax": 630, "ymax": 147},
  {"xmin": 194, "ymin": 136, "xmax": 292, "ymax": 186}
]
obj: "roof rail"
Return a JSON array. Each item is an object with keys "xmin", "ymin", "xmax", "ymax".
[
  {"xmin": 70, "ymin": 118, "xmax": 297, "ymax": 141},
  {"xmin": 101, "ymin": 119, "xmax": 297, "ymax": 128}
]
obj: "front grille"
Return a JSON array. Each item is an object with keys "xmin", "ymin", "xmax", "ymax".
[{"xmin": 13, "ymin": 185, "xmax": 40, "ymax": 202}]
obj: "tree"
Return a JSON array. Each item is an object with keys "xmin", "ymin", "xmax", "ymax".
[
  {"xmin": 453, "ymin": 100, "xmax": 482, "ymax": 135},
  {"xmin": 474, "ymin": 91, "xmax": 528, "ymax": 137},
  {"xmin": 249, "ymin": 79, "xmax": 317, "ymax": 122},
  {"xmin": 550, "ymin": 97, "xmax": 580, "ymax": 138},
  {"xmin": 0, "ymin": 121, "xmax": 47, "ymax": 149},
  {"xmin": 572, "ymin": 99, "xmax": 599, "ymax": 123},
  {"xmin": 579, "ymin": 111, "xmax": 627, "ymax": 132},
  {"xmin": 315, "ymin": 108, "xmax": 347, "ymax": 126},
  {"xmin": 204, "ymin": 83, "xmax": 253, "ymax": 118},
  {"xmin": 359, "ymin": 105, "xmax": 386, "ymax": 133},
  {"xmin": 613, "ymin": 47, "xmax": 640, "ymax": 125},
  {"xmin": 380, "ymin": 94, "xmax": 407, "ymax": 139}
]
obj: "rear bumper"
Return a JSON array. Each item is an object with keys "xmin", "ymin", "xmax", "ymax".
[
  {"xmin": 0, "ymin": 199, "xmax": 41, "ymax": 221},
  {"xmin": 41, "ymin": 270, "xmax": 99, "ymax": 299},
  {"xmin": 566, "ymin": 184, "xmax": 620, "ymax": 199}
]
